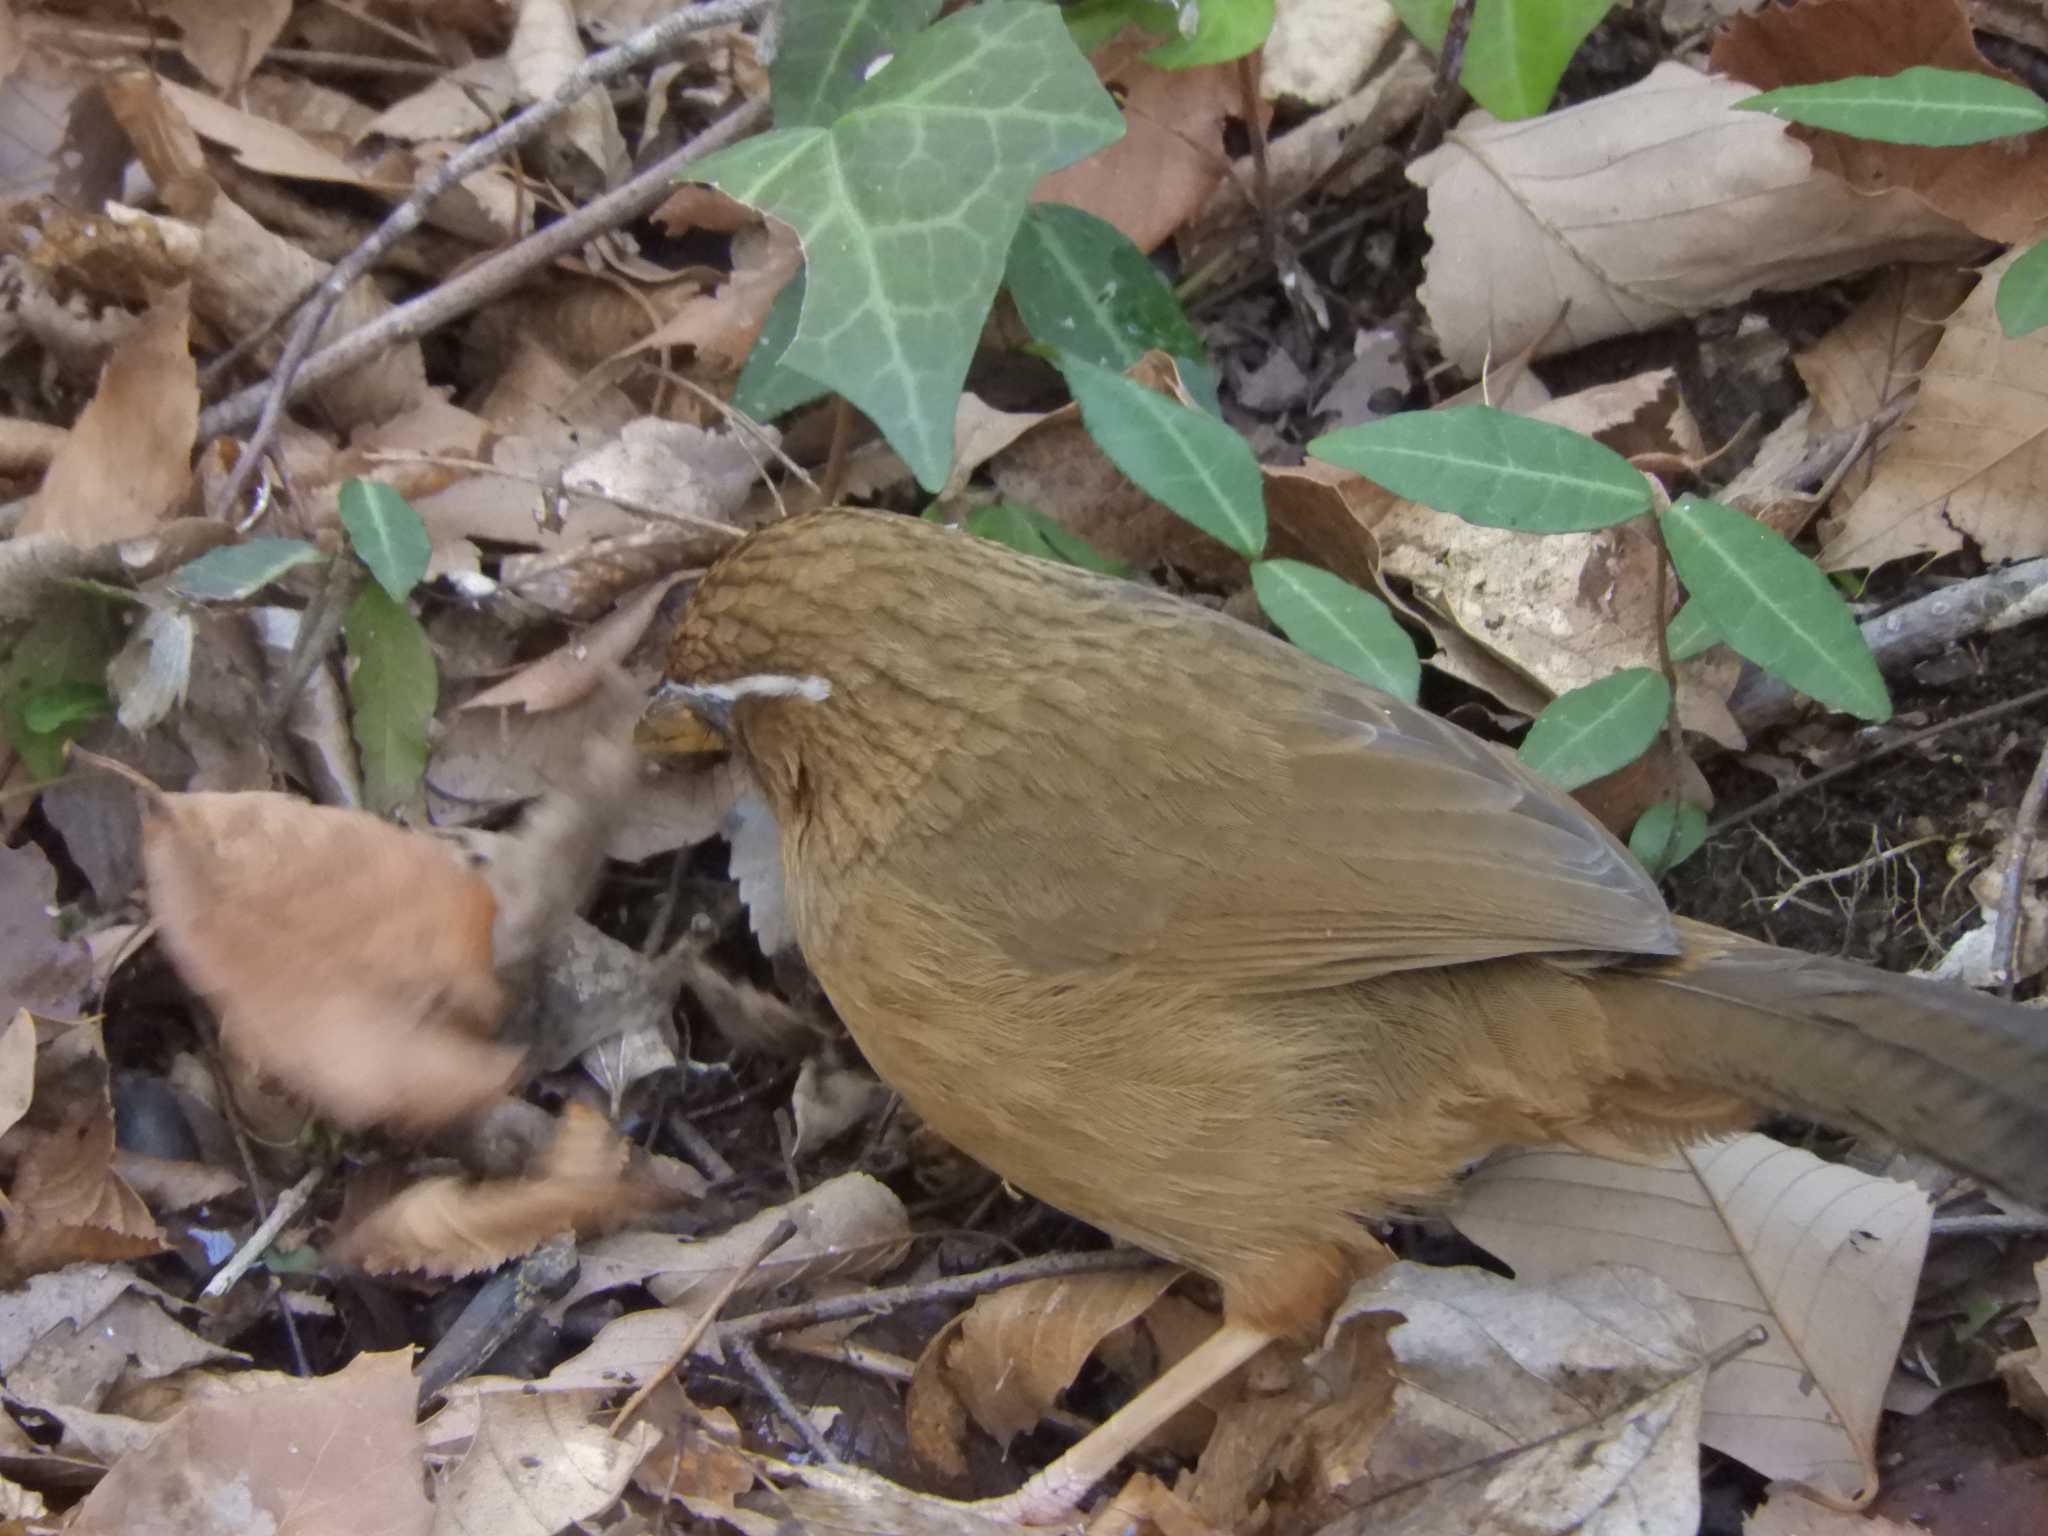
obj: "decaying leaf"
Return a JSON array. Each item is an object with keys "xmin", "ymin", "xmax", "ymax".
[{"xmin": 1455, "ymin": 1134, "xmax": 1929, "ymax": 1502}]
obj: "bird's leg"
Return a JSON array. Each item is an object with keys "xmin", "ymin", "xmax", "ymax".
[{"xmin": 973, "ymin": 1320, "xmax": 1278, "ymax": 1525}]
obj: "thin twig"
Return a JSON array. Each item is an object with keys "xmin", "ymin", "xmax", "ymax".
[
  {"xmin": 1406, "ymin": 0, "xmax": 1477, "ymax": 159},
  {"xmin": 735, "ymin": 1335, "xmax": 845, "ymax": 1465},
  {"xmin": 1993, "ymin": 737, "xmax": 2048, "ymax": 995},
  {"xmin": 1931, "ymin": 1213, "xmax": 2048, "ymax": 1236},
  {"xmin": 208, "ymin": 0, "xmax": 772, "ymax": 516},
  {"xmin": 204, "ymin": 1164, "xmax": 327, "ymax": 1299}
]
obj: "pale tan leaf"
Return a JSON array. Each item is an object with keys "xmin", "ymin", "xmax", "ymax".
[
  {"xmin": 66, "ymin": 1349, "xmax": 430, "ymax": 1536},
  {"xmin": 907, "ymin": 1269, "xmax": 1180, "ymax": 1467},
  {"xmin": 462, "ymin": 575, "xmax": 685, "ymax": 714},
  {"xmin": 1331, "ymin": 1261, "xmax": 1708, "ymax": 1535},
  {"xmin": 1744, "ymin": 1489, "xmax": 1922, "ymax": 1534},
  {"xmin": 1411, "ymin": 62, "xmax": 1980, "ymax": 375},
  {"xmin": 508, "ymin": 0, "xmax": 625, "ymax": 188},
  {"xmin": 1995, "ymin": 1255, "xmax": 2048, "ymax": 1426},
  {"xmin": 153, "ymin": 79, "xmax": 387, "ymax": 188},
  {"xmin": 1262, "ymin": 0, "xmax": 1403, "ymax": 106},
  {"xmin": 1819, "ymin": 248, "xmax": 2048, "ymax": 569},
  {"xmin": 1454, "ymin": 1134, "xmax": 1930, "ymax": 1502},
  {"xmin": 1794, "ymin": 266, "xmax": 1973, "ymax": 438},
  {"xmin": 0, "ymin": 1010, "xmax": 32, "ymax": 1141},
  {"xmin": 435, "ymin": 1389, "xmax": 655, "ymax": 1536},
  {"xmin": 21, "ymin": 284, "xmax": 197, "ymax": 546},
  {"xmin": 159, "ymin": 0, "xmax": 290, "ymax": 91}
]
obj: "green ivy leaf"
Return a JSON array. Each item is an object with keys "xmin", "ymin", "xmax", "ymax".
[
  {"xmin": 1997, "ymin": 240, "xmax": 2048, "ymax": 339},
  {"xmin": 1665, "ymin": 599, "xmax": 1719, "ymax": 663},
  {"xmin": 732, "ymin": 269, "xmax": 829, "ymax": 421},
  {"xmin": 1063, "ymin": 0, "xmax": 1178, "ymax": 55},
  {"xmin": 1393, "ymin": 0, "xmax": 1613, "ymax": 120},
  {"xmin": 1057, "ymin": 353, "xmax": 1266, "ymax": 556},
  {"xmin": 772, "ymin": 0, "xmax": 944, "ymax": 128},
  {"xmin": 689, "ymin": 2, "xmax": 1124, "ymax": 490},
  {"xmin": 1736, "ymin": 66, "xmax": 2048, "ymax": 147},
  {"xmin": 1662, "ymin": 495, "xmax": 1890, "ymax": 722},
  {"xmin": 1007, "ymin": 202, "xmax": 1218, "ymax": 412},
  {"xmin": 169, "ymin": 537, "xmax": 323, "ymax": 602},
  {"xmin": 338, "ymin": 479, "xmax": 431, "ymax": 601},
  {"xmin": 1308, "ymin": 404, "xmax": 1649, "ymax": 532},
  {"xmin": 1630, "ymin": 798, "xmax": 1708, "ymax": 878},
  {"xmin": 1517, "ymin": 667, "xmax": 1670, "ymax": 791},
  {"xmin": 1144, "ymin": 0, "xmax": 1275, "ymax": 69},
  {"xmin": 344, "ymin": 583, "xmax": 436, "ymax": 815},
  {"xmin": 964, "ymin": 500, "xmax": 1128, "ymax": 574},
  {"xmin": 0, "ymin": 593, "xmax": 121, "ymax": 779},
  {"xmin": 1250, "ymin": 559, "xmax": 1420, "ymax": 701},
  {"xmin": 22, "ymin": 681, "xmax": 110, "ymax": 735}
]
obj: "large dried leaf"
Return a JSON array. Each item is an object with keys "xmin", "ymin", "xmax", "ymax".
[
  {"xmin": 1453, "ymin": 1135, "xmax": 1929, "ymax": 1501},
  {"xmin": 140, "ymin": 788, "xmax": 522, "ymax": 1130},
  {"xmin": 1410, "ymin": 62, "xmax": 1980, "ymax": 375},
  {"xmin": 1819, "ymin": 246, "xmax": 2048, "ymax": 568}
]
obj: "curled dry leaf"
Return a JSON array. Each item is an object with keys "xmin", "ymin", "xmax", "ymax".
[
  {"xmin": 437, "ymin": 1388, "xmax": 657, "ymax": 1533},
  {"xmin": 905, "ymin": 1268, "xmax": 1182, "ymax": 1474},
  {"xmin": 138, "ymin": 786, "xmax": 523, "ymax": 1131},
  {"xmin": 1713, "ymin": 0, "xmax": 2048, "ymax": 244},
  {"xmin": 1818, "ymin": 247, "xmax": 2048, "ymax": 570},
  {"xmin": 0, "ymin": 1089, "xmax": 163, "ymax": 1286},
  {"xmin": 1454, "ymin": 1134, "xmax": 1930, "ymax": 1502},
  {"xmin": 332, "ymin": 1102, "xmax": 668, "ymax": 1276},
  {"xmin": 1410, "ymin": 62, "xmax": 1980, "ymax": 376}
]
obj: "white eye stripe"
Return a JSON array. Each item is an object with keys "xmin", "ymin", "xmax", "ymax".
[{"xmin": 684, "ymin": 673, "xmax": 832, "ymax": 705}]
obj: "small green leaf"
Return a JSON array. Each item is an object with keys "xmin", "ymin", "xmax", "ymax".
[
  {"xmin": 1064, "ymin": 0, "xmax": 1178, "ymax": 55},
  {"xmin": 1250, "ymin": 559, "xmax": 1421, "ymax": 702},
  {"xmin": 1308, "ymin": 404, "xmax": 1649, "ymax": 532},
  {"xmin": 1393, "ymin": 0, "xmax": 1613, "ymax": 120},
  {"xmin": 1630, "ymin": 799, "xmax": 1708, "ymax": 878},
  {"xmin": 1517, "ymin": 668, "xmax": 1670, "ymax": 791},
  {"xmin": 1058, "ymin": 353, "xmax": 1267, "ymax": 556},
  {"xmin": 1735, "ymin": 66, "xmax": 2048, "ymax": 147},
  {"xmin": 338, "ymin": 480, "xmax": 431, "ymax": 600},
  {"xmin": 1007, "ymin": 203, "xmax": 1215, "ymax": 409},
  {"xmin": 344, "ymin": 583, "xmax": 436, "ymax": 815},
  {"xmin": 1665, "ymin": 600, "xmax": 1719, "ymax": 663},
  {"xmin": 22, "ymin": 681, "xmax": 109, "ymax": 735},
  {"xmin": 964, "ymin": 500, "xmax": 1128, "ymax": 574},
  {"xmin": 689, "ymin": 2, "xmax": 1126, "ymax": 490},
  {"xmin": 1662, "ymin": 495, "xmax": 1890, "ymax": 722},
  {"xmin": 169, "ymin": 538, "xmax": 324, "ymax": 601},
  {"xmin": 1145, "ymin": 0, "xmax": 1274, "ymax": 68},
  {"xmin": 1997, "ymin": 240, "xmax": 2048, "ymax": 338}
]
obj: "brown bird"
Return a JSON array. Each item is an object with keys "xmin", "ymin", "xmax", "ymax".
[{"xmin": 663, "ymin": 508, "xmax": 2048, "ymax": 1519}]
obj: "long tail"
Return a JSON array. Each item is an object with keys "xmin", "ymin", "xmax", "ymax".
[{"xmin": 1590, "ymin": 918, "xmax": 2048, "ymax": 1207}]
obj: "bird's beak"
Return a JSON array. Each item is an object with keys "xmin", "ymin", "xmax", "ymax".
[{"xmin": 635, "ymin": 681, "xmax": 733, "ymax": 760}]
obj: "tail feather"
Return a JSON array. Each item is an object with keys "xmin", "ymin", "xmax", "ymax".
[{"xmin": 1593, "ymin": 919, "xmax": 2048, "ymax": 1208}]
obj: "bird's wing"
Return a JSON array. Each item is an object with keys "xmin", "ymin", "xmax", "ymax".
[{"xmin": 914, "ymin": 641, "xmax": 1681, "ymax": 990}]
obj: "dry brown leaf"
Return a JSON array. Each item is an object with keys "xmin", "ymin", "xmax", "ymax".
[
  {"xmin": 628, "ymin": 216, "xmax": 801, "ymax": 375},
  {"xmin": 1714, "ymin": 0, "xmax": 2048, "ymax": 243},
  {"xmin": 159, "ymin": 0, "xmax": 290, "ymax": 91},
  {"xmin": 6, "ymin": 1289, "xmax": 242, "ymax": 1418},
  {"xmin": 1996, "ymin": 1256, "xmax": 2048, "ymax": 1425},
  {"xmin": 1454, "ymin": 1134, "xmax": 1930, "ymax": 1502},
  {"xmin": 1326, "ymin": 1262, "xmax": 1708, "ymax": 1535},
  {"xmin": 906, "ymin": 1269, "xmax": 1181, "ymax": 1471},
  {"xmin": 1263, "ymin": 0, "xmax": 1403, "ymax": 106},
  {"xmin": 21, "ymin": 283, "xmax": 196, "ymax": 546},
  {"xmin": 332, "ymin": 1102, "xmax": 664, "ymax": 1276},
  {"xmin": 508, "ymin": 0, "xmax": 626, "ymax": 191},
  {"xmin": 547, "ymin": 1170, "xmax": 911, "ymax": 1320},
  {"xmin": 463, "ymin": 575, "xmax": 686, "ymax": 715},
  {"xmin": 1819, "ymin": 247, "xmax": 2048, "ymax": 569},
  {"xmin": 1745, "ymin": 1493, "xmax": 1923, "ymax": 1534},
  {"xmin": 1411, "ymin": 62, "xmax": 1980, "ymax": 375},
  {"xmin": 153, "ymin": 78, "xmax": 394, "ymax": 190},
  {"xmin": 631, "ymin": 1385, "xmax": 755, "ymax": 1505},
  {"xmin": 139, "ymin": 787, "xmax": 523, "ymax": 1131},
  {"xmin": 436, "ymin": 1388, "xmax": 656, "ymax": 1534},
  {"xmin": 0, "ymin": 842, "xmax": 91, "ymax": 1022},
  {"xmin": 0, "ymin": 1011, "xmax": 31, "ymax": 1142},
  {"xmin": 65, "ymin": 1349, "xmax": 431, "ymax": 1536},
  {"xmin": 1034, "ymin": 37, "xmax": 1251, "ymax": 254}
]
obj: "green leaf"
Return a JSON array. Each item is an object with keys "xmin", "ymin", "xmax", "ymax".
[
  {"xmin": 1630, "ymin": 799, "xmax": 1708, "ymax": 878},
  {"xmin": 22, "ymin": 681, "xmax": 110, "ymax": 735},
  {"xmin": 1007, "ymin": 202, "xmax": 1216, "ymax": 409},
  {"xmin": 1145, "ymin": 0, "xmax": 1274, "ymax": 68},
  {"xmin": 1057, "ymin": 353, "xmax": 1266, "ymax": 556},
  {"xmin": 772, "ymin": 0, "xmax": 944, "ymax": 128},
  {"xmin": 732, "ymin": 269, "xmax": 830, "ymax": 421},
  {"xmin": 0, "ymin": 592, "xmax": 122, "ymax": 779},
  {"xmin": 338, "ymin": 479, "xmax": 431, "ymax": 600},
  {"xmin": 344, "ymin": 583, "xmax": 436, "ymax": 815},
  {"xmin": 1517, "ymin": 667, "xmax": 1670, "ymax": 791},
  {"xmin": 688, "ymin": 2, "xmax": 1125, "ymax": 490},
  {"xmin": 1393, "ymin": 0, "xmax": 1613, "ymax": 120},
  {"xmin": 1997, "ymin": 240, "xmax": 2048, "ymax": 338},
  {"xmin": 1665, "ymin": 600, "xmax": 1719, "ymax": 663},
  {"xmin": 169, "ymin": 537, "xmax": 323, "ymax": 601},
  {"xmin": 1735, "ymin": 66, "xmax": 2048, "ymax": 148},
  {"xmin": 1662, "ymin": 495, "xmax": 1890, "ymax": 721},
  {"xmin": 1250, "ymin": 559, "xmax": 1420, "ymax": 701},
  {"xmin": 1308, "ymin": 404, "xmax": 1649, "ymax": 532},
  {"xmin": 1064, "ymin": 0, "xmax": 1178, "ymax": 55},
  {"xmin": 964, "ymin": 500, "xmax": 1128, "ymax": 574}
]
